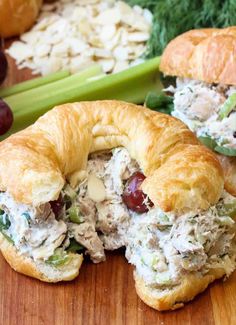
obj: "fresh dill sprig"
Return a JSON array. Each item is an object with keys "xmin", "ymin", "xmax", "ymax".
[{"xmin": 126, "ymin": 0, "xmax": 236, "ymax": 57}]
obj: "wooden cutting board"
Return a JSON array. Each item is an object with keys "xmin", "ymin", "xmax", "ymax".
[{"xmin": 0, "ymin": 46, "xmax": 235, "ymax": 325}]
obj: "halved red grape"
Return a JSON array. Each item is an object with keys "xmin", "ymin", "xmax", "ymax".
[
  {"xmin": 122, "ymin": 172, "xmax": 154, "ymax": 213},
  {"xmin": 0, "ymin": 99, "xmax": 13, "ymax": 135},
  {"xmin": 0, "ymin": 50, "xmax": 8, "ymax": 84},
  {"xmin": 50, "ymin": 194, "xmax": 64, "ymax": 217}
]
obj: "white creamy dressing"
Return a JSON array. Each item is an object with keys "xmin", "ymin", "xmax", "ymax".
[
  {"xmin": 169, "ymin": 78, "xmax": 236, "ymax": 148},
  {"xmin": 126, "ymin": 192, "xmax": 236, "ymax": 287},
  {"xmin": 77, "ymin": 148, "xmax": 139, "ymax": 254},
  {"xmin": 0, "ymin": 148, "xmax": 236, "ymax": 287},
  {"xmin": 0, "ymin": 192, "xmax": 66, "ymax": 260}
]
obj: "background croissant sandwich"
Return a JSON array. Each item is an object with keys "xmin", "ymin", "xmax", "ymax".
[
  {"xmin": 159, "ymin": 26, "xmax": 236, "ymax": 198},
  {"xmin": 0, "ymin": 0, "xmax": 42, "ymax": 38},
  {"xmin": 0, "ymin": 100, "xmax": 235, "ymax": 311}
]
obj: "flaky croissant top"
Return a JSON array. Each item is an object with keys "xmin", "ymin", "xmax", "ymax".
[
  {"xmin": 160, "ymin": 27, "xmax": 236, "ymax": 85},
  {"xmin": 0, "ymin": 101, "xmax": 223, "ymax": 212}
]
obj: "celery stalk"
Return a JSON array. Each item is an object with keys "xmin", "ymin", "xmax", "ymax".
[
  {"xmin": 2, "ymin": 57, "xmax": 162, "ymax": 139},
  {"xmin": 5, "ymin": 64, "xmax": 103, "ymax": 113},
  {"xmin": 0, "ymin": 70, "xmax": 70, "ymax": 98}
]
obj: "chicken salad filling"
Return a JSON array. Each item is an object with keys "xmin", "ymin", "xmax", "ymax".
[
  {"xmin": 126, "ymin": 192, "xmax": 236, "ymax": 288},
  {"xmin": 167, "ymin": 78, "xmax": 236, "ymax": 156},
  {"xmin": 0, "ymin": 147, "xmax": 235, "ymax": 287}
]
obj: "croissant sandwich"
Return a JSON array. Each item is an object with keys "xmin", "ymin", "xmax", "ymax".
[
  {"xmin": 0, "ymin": 0, "xmax": 42, "ymax": 38},
  {"xmin": 0, "ymin": 100, "xmax": 235, "ymax": 311},
  {"xmin": 160, "ymin": 26, "xmax": 236, "ymax": 197}
]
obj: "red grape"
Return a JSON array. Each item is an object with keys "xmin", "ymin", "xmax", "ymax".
[
  {"xmin": 0, "ymin": 99, "xmax": 13, "ymax": 135},
  {"xmin": 50, "ymin": 194, "xmax": 64, "ymax": 217},
  {"xmin": 122, "ymin": 172, "xmax": 154, "ymax": 213},
  {"xmin": 0, "ymin": 51, "xmax": 8, "ymax": 84}
]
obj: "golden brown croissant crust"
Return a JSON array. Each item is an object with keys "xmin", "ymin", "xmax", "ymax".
[
  {"xmin": 217, "ymin": 155, "xmax": 236, "ymax": 197},
  {"xmin": 160, "ymin": 27, "xmax": 236, "ymax": 85},
  {"xmin": 0, "ymin": 233, "xmax": 83, "ymax": 282},
  {"xmin": 0, "ymin": 100, "xmax": 223, "ymax": 213},
  {"xmin": 0, "ymin": 0, "xmax": 42, "ymax": 38},
  {"xmin": 134, "ymin": 268, "xmax": 225, "ymax": 311}
]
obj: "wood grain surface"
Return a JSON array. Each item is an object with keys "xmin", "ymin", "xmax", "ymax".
[{"xmin": 0, "ymin": 42, "xmax": 235, "ymax": 325}]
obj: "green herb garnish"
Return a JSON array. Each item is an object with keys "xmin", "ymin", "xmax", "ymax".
[
  {"xmin": 0, "ymin": 214, "xmax": 11, "ymax": 230},
  {"xmin": 126, "ymin": 0, "xmax": 236, "ymax": 57},
  {"xmin": 0, "ymin": 213, "xmax": 13, "ymax": 243}
]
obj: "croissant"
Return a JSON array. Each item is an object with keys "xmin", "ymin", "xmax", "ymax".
[
  {"xmin": 0, "ymin": 100, "xmax": 235, "ymax": 311},
  {"xmin": 0, "ymin": 0, "xmax": 42, "ymax": 38},
  {"xmin": 160, "ymin": 27, "xmax": 236, "ymax": 197},
  {"xmin": 159, "ymin": 26, "xmax": 236, "ymax": 85}
]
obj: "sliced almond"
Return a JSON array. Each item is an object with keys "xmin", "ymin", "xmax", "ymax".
[
  {"xmin": 35, "ymin": 43, "xmax": 51, "ymax": 57},
  {"xmin": 87, "ymin": 174, "xmax": 106, "ymax": 203},
  {"xmin": 7, "ymin": 0, "xmax": 151, "ymax": 75},
  {"xmin": 99, "ymin": 58, "xmax": 115, "ymax": 73},
  {"xmin": 127, "ymin": 32, "xmax": 150, "ymax": 42},
  {"xmin": 100, "ymin": 25, "xmax": 116, "ymax": 42},
  {"xmin": 113, "ymin": 46, "xmax": 129, "ymax": 61},
  {"xmin": 95, "ymin": 8, "xmax": 121, "ymax": 25},
  {"xmin": 113, "ymin": 60, "xmax": 129, "ymax": 73},
  {"xmin": 94, "ymin": 48, "xmax": 112, "ymax": 58},
  {"xmin": 6, "ymin": 42, "xmax": 33, "ymax": 63}
]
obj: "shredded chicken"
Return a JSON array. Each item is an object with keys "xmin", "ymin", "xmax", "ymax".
[
  {"xmin": 126, "ymin": 196, "xmax": 236, "ymax": 287},
  {"xmin": 168, "ymin": 78, "xmax": 236, "ymax": 149},
  {"xmin": 0, "ymin": 193, "xmax": 67, "ymax": 260},
  {"xmin": 0, "ymin": 148, "xmax": 235, "ymax": 288}
]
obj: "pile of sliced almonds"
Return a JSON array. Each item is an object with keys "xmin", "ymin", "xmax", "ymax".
[{"xmin": 7, "ymin": 0, "xmax": 152, "ymax": 75}]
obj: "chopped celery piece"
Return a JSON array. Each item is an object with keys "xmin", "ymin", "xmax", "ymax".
[
  {"xmin": 1, "ymin": 57, "xmax": 162, "ymax": 139},
  {"xmin": 156, "ymin": 273, "xmax": 172, "ymax": 285},
  {"xmin": 198, "ymin": 136, "xmax": 218, "ymax": 150},
  {"xmin": 215, "ymin": 145, "xmax": 236, "ymax": 157},
  {"xmin": 151, "ymin": 256, "xmax": 160, "ymax": 270},
  {"xmin": 67, "ymin": 239, "xmax": 84, "ymax": 253},
  {"xmin": 68, "ymin": 206, "xmax": 81, "ymax": 224},
  {"xmin": 0, "ymin": 209, "xmax": 4, "ymax": 215},
  {"xmin": 217, "ymin": 216, "xmax": 234, "ymax": 226},
  {"xmin": 46, "ymin": 248, "xmax": 71, "ymax": 267},
  {"xmin": 157, "ymin": 213, "xmax": 172, "ymax": 230},
  {"xmin": 64, "ymin": 185, "xmax": 77, "ymax": 200},
  {"xmin": 219, "ymin": 93, "xmax": 236, "ymax": 120},
  {"xmin": 0, "ymin": 70, "xmax": 70, "ymax": 98},
  {"xmin": 218, "ymin": 202, "xmax": 236, "ymax": 218},
  {"xmin": 158, "ymin": 214, "xmax": 169, "ymax": 223},
  {"xmin": 141, "ymin": 256, "xmax": 146, "ymax": 265}
]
